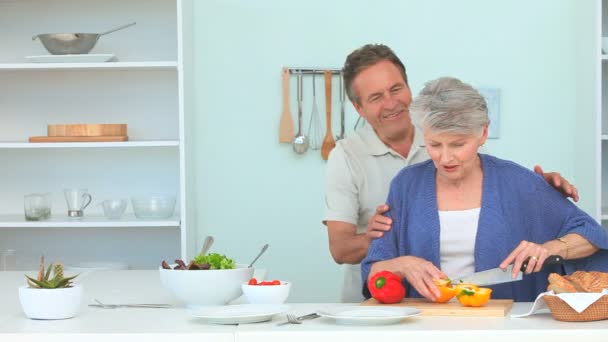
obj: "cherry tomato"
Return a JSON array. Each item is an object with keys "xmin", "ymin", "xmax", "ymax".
[{"xmin": 248, "ymin": 278, "xmax": 258, "ymax": 285}]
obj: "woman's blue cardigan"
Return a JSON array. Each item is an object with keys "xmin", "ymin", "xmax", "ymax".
[{"xmin": 361, "ymin": 154, "xmax": 608, "ymax": 302}]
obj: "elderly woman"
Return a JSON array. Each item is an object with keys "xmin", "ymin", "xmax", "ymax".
[{"xmin": 361, "ymin": 77, "xmax": 608, "ymax": 302}]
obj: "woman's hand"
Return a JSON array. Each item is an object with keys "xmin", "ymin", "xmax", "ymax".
[
  {"xmin": 366, "ymin": 204, "xmax": 392, "ymax": 239},
  {"xmin": 398, "ymin": 256, "xmax": 446, "ymax": 301},
  {"xmin": 499, "ymin": 240, "xmax": 551, "ymax": 278}
]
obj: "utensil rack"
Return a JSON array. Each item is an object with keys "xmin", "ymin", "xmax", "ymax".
[{"xmin": 286, "ymin": 67, "xmax": 342, "ymax": 75}]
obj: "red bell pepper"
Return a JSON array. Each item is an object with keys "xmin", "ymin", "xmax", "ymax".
[{"xmin": 368, "ymin": 270, "xmax": 406, "ymax": 304}]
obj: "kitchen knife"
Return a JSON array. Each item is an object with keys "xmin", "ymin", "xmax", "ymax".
[{"xmin": 452, "ymin": 255, "xmax": 565, "ymax": 286}]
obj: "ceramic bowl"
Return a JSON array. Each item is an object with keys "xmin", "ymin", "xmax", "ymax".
[
  {"xmin": 159, "ymin": 264, "xmax": 253, "ymax": 307},
  {"xmin": 132, "ymin": 195, "xmax": 176, "ymax": 219},
  {"xmin": 18, "ymin": 284, "xmax": 83, "ymax": 320},
  {"xmin": 241, "ymin": 281, "xmax": 291, "ymax": 304}
]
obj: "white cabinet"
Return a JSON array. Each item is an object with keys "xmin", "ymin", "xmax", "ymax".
[
  {"xmin": 0, "ymin": 0, "xmax": 195, "ymax": 269},
  {"xmin": 601, "ymin": 0, "xmax": 608, "ymax": 223}
]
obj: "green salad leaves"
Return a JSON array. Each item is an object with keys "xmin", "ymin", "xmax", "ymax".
[{"xmin": 193, "ymin": 252, "xmax": 236, "ymax": 270}]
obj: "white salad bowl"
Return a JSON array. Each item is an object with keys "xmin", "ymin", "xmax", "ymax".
[{"xmin": 159, "ymin": 264, "xmax": 253, "ymax": 307}]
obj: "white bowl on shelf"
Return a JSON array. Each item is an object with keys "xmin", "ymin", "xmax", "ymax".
[
  {"xmin": 66, "ymin": 262, "xmax": 129, "ymax": 273},
  {"xmin": 100, "ymin": 199, "xmax": 127, "ymax": 219},
  {"xmin": 132, "ymin": 195, "xmax": 176, "ymax": 219}
]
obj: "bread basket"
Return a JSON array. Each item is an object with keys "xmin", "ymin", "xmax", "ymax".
[{"xmin": 543, "ymin": 294, "xmax": 608, "ymax": 322}]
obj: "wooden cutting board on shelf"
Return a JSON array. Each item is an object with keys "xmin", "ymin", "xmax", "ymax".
[
  {"xmin": 47, "ymin": 124, "xmax": 127, "ymax": 137},
  {"xmin": 361, "ymin": 298, "xmax": 513, "ymax": 317},
  {"xmin": 29, "ymin": 136, "xmax": 129, "ymax": 142}
]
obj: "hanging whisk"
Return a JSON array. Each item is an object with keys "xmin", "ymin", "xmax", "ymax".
[{"xmin": 308, "ymin": 71, "xmax": 323, "ymax": 150}]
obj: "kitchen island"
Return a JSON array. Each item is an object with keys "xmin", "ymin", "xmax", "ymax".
[{"xmin": 0, "ymin": 271, "xmax": 606, "ymax": 342}]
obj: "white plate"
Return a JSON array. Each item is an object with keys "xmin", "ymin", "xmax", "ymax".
[
  {"xmin": 190, "ymin": 304, "xmax": 289, "ymax": 325},
  {"xmin": 25, "ymin": 54, "xmax": 116, "ymax": 63},
  {"xmin": 317, "ymin": 306, "xmax": 421, "ymax": 325}
]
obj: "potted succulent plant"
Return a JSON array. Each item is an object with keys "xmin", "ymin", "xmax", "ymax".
[{"xmin": 18, "ymin": 256, "xmax": 83, "ymax": 320}]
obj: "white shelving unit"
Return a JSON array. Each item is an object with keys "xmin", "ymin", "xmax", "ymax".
[
  {"xmin": 600, "ymin": 0, "xmax": 608, "ymax": 223},
  {"xmin": 0, "ymin": 0, "xmax": 195, "ymax": 270}
]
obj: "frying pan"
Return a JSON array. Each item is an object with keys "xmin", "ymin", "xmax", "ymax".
[{"xmin": 32, "ymin": 22, "xmax": 136, "ymax": 55}]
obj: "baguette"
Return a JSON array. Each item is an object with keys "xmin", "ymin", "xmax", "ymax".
[
  {"xmin": 547, "ymin": 273, "xmax": 576, "ymax": 293},
  {"xmin": 547, "ymin": 271, "xmax": 608, "ymax": 293}
]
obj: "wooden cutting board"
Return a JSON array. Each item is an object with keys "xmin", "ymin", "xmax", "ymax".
[
  {"xmin": 29, "ymin": 136, "xmax": 129, "ymax": 142},
  {"xmin": 47, "ymin": 124, "xmax": 127, "ymax": 137},
  {"xmin": 361, "ymin": 298, "xmax": 513, "ymax": 317}
]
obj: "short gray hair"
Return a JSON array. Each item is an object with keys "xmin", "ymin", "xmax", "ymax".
[{"xmin": 410, "ymin": 77, "xmax": 489, "ymax": 135}]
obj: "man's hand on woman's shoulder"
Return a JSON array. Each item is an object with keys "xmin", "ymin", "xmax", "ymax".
[
  {"xmin": 366, "ymin": 204, "xmax": 393, "ymax": 239},
  {"xmin": 534, "ymin": 165, "xmax": 579, "ymax": 202}
]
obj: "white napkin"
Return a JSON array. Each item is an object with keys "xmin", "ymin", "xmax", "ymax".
[{"xmin": 511, "ymin": 289, "xmax": 608, "ymax": 318}]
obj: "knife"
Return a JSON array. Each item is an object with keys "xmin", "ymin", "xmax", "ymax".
[{"xmin": 452, "ymin": 255, "xmax": 565, "ymax": 286}]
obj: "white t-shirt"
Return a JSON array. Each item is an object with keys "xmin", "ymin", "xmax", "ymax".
[
  {"xmin": 324, "ymin": 123, "xmax": 429, "ymax": 302},
  {"xmin": 438, "ymin": 208, "xmax": 480, "ymax": 279}
]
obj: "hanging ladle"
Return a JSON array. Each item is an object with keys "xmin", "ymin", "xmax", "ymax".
[
  {"xmin": 248, "ymin": 243, "xmax": 269, "ymax": 268},
  {"xmin": 292, "ymin": 73, "xmax": 309, "ymax": 154},
  {"xmin": 199, "ymin": 235, "xmax": 214, "ymax": 256}
]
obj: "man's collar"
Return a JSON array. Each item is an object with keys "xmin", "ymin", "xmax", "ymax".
[{"xmin": 359, "ymin": 121, "xmax": 425, "ymax": 158}]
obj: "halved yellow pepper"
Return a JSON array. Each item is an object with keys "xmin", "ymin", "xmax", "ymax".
[{"xmin": 455, "ymin": 286, "xmax": 492, "ymax": 307}]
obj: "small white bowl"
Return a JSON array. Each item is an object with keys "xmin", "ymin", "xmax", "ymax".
[
  {"xmin": 100, "ymin": 199, "xmax": 127, "ymax": 219},
  {"xmin": 241, "ymin": 281, "xmax": 291, "ymax": 304}
]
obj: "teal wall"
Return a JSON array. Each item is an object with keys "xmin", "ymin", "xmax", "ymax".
[{"xmin": 192, "ymin": 0, "xmax": 598, "ymax": 302}]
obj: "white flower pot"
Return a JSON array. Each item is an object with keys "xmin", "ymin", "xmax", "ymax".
[{"xmin": 18, "ymin": 284, "xmax": 83, "ymax": 320}]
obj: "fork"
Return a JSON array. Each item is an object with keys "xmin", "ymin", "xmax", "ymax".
[
  {"xmin": 90, "ymin": 299, "xmax": 171, "ymax": 309},
  {"xmin": 276, "ymin": 313, "xmax": 320, "ymax": 326},
  {"xmin": 277, "ymin": 314, "xmax": 302, "ymax": 326}
]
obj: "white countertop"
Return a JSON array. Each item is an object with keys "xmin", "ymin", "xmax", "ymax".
[{"xmin": 1, "ymin": 270, "xmax": 607, "ymax": 342}]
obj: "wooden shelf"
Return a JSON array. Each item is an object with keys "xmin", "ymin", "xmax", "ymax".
[
  {"xmin": 0, "ymin": 61, "xmax": 178, "ymax": 72},
  {"xmin": 0, "ymin": 140, "xmax": 179, "ymax": 149},
  {"xmin": 0, "ymin": 214, "xmax": 180, "ymax": 228}
]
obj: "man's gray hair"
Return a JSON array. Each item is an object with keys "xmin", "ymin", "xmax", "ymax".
[{"xmin": 410, "ymin": 77, "xmax": 489, "ymax": 135}]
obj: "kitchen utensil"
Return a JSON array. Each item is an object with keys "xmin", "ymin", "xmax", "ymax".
[
  {"xmin": 190, "ymin": 304, "xmax": 288, "ymax": 324},
  {"xmin": 131, "ymin": 195, "xmax": 176, "ymax": 219},
  {"xmin": 279, "ymin": 314, "xmax": 301, "ymax": 326},
  {"xmin": 279, "ymin": 68, "xmax": 295, "ymax": 143},
  {"xmin": 242, "ymin": 280, "xmax": 291, "ymax": 304},
  {"xmin": 292, "ymin": 73, "xmax": 309, "ymax": 154},
  {"xmin": 159, "ymin": 264, "xmax": 253, "ymax": 306},
  {"xmin": 248, "ymin": 243, "xmax": 269, "ymax": 268},
  {"xmin": 29, "ymin": 136, "xmax": 128, "ymax": 143},
  {"xmin": 452, "ymin": 255, "xmax": 565, "ymax": 286},
  {"xmin": 99, "ymin": 199, "xmax": 127, "ymax": 219},
  {"xmin": 317, "ymin": 307, "xmax": 420, "ymax": 325},
  {"xmin": 277, "ymin": 312, "xmax": 320, "ymax": 326},
  {"xmin": 90, "ymin": 299, "xmax": 171, "ymax": 309},
  {"xmin": 199, "ymin": 235, "xmax": 214, "ymax": 255},
  {"xmin": 321, "ymin": 71, "xmax": 336, "ymax": 160},
  {"xmin": 24, "ymin": 193, "xmax": 51, "ymax": 221},
  {"xmin": 48, "ymin": 124, "xmax": 127, "ymax": 137},
  {"xmin": 336, "ymin": 72, "xmax": 346, "ymax": 141},
  {"xmin": 307, "ymin": 72, "xmax": 323, "ymax": 150},
  {"xmin": 33, "ymin": 22, "xmax": 136, "ymax": 55},
  {"xmin": 362, "ymin": 298, "xmax": 513, "ymax": 317},
  {"xmin": 64, "ymin": 189, "xmax": 92, "ymax": 218},
  {"xmin": 25, "ymin": 54, "xmax": 115, "ymax": 63},
  {"xmin": 354, "ymin": 116, "xmax": 365, "ymax": 130}
]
